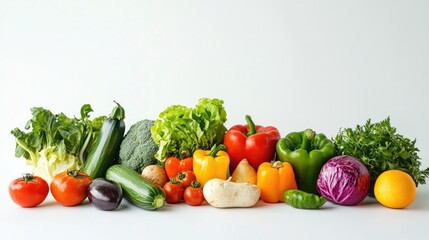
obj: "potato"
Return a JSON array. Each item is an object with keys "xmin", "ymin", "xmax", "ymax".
[
  {"xmin": 141, "ymin": 165, "xmax": 168, "ymax": 187},
  {"xmin": 203, "ymin": 178, "xmax": 260, "ymax": 208}
]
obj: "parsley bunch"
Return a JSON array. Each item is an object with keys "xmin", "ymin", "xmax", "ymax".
[{"xmin": 334, "ymin": 117, "xmax": 429, "ymax": 194}]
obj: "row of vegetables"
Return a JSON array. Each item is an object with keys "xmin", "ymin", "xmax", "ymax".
[{"xmin": 8, "ymin": 98, "xmax": 429, "ymax": 211}]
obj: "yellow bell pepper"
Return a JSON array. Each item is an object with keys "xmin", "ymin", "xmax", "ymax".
[
  {"xmin": 257, "ymin": 161, "xmax": 297, "ymax": 203},
  {"xmin": 193, "ymin": 144, "xmax": 230, "ymax": 187}
]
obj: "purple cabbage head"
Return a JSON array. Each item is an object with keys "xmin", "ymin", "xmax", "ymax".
[{"xmin": 317, "ymin": 155, "xmax": 370, "ymax": 206}]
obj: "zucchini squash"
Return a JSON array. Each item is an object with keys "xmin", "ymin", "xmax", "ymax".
[
  {"xmin": 106, "ymin": 164, "xmax": 165, "ymax": 210},
  {"xmin": 83, "ymin": 101, "xmax": 126, "ymax": 179}
]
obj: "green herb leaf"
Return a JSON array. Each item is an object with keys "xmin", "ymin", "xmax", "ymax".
[{"xmin": 334, "ymin": 117, "xmax": 428, "ymax": 193}]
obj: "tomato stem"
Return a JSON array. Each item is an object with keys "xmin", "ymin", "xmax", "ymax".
[
  {"xmin": 170, "ymin": 177, "xmax": 181, "ymax": 184},
  {"xmin": 67, "ymin": 169, "xmax": 88, "ymax": 178},
  {"xmin": 190, "ymin": 181, "xmax": 201, "ymax": 188},
  {"xmin": 176, "ymin": 172, "xmax": 186, "ymax": 180},
  {"xmin": 22, "ymin": 173, "xmax": 34, "ymax": 182}
]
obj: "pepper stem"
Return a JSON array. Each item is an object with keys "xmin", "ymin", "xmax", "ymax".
[
  {"xmin": 271, "ymin": 161, "xmax": 284, "ymax": 169},
  {"xmin": 209, "ymin": 144, "xmax": 227, "ymax": 157},
  {"xmin": 245, "ymin": 115, "xmax": 257, "ymax": 136},
  {"xmin": 300, "ymin": 129, "xmax": 315, "ymax": 151}
]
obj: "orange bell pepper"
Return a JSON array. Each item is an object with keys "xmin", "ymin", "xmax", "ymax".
[{"xmin": 257, "ymin": 161, "xmax": 297, "ymax": 203}]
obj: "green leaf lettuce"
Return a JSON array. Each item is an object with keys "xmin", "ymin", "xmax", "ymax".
[{"xmin": 151, "ymin": 98, "xmax": 227, "ymax": 162}]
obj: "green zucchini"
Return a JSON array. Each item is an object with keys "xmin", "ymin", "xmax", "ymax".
[
  {"xmin": 106, "ymin": 164, "xmax": 165, "ymax": 210},
  {"xmin": 83, "ymin": 101, "xmax": 126, "ymax": 179}
]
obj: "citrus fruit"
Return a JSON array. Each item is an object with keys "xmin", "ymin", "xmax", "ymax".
[{"xmin": 374, "ymin": 170, "xmax": 416, "ymax": 209}]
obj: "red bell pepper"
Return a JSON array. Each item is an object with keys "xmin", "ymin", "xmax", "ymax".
[{"xmin": 223, "ymin": 115, "xmax": 280, "ymax": 173}]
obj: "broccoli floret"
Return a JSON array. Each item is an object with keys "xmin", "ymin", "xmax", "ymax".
[{"xmin": 118, "ymin": 119, "xmax": 159, "ymax": 173}]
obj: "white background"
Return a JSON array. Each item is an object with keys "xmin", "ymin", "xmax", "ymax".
[{"xmin": 1, "ymin": 1, "xmax": 428, "ymax": 239}]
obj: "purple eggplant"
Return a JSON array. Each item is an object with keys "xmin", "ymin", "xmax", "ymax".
[{"xmin": 87, "ymin": 178, "xmax": 123, "ymax": 211}]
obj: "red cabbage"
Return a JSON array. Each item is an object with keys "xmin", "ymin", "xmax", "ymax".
[{"xmin": 316, "ymin": 155, "xmax": 370, "ymax": 206}]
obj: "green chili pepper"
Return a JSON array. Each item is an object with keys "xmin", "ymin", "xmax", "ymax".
[{"xmin": 283, "ymin": 189, "xmax": 327, "ymax": 209}]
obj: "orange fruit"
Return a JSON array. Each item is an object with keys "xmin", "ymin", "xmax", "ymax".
[{"xmin": 374, "ymin": 170, "xmax": 416, "ymax": 209}]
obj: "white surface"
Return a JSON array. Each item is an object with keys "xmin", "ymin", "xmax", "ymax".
[{"xmin": 1, "ymin": 0, "xmax": 429, "ymax": 239}]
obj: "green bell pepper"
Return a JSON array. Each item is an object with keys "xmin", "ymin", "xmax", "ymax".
[{"xmin": 276, "ymin": 129, "xmax": 335, "ymax": 195}]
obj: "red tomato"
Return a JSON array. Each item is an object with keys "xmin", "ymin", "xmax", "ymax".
[
  {"xmin": 184, "ymin": 181, "xmax": 205, "ymax": 206},
  {"xmin": 165, "ymin": 157, "xmax": 193, "ymax": 179},
  {"xmin": 175, "ymin": 170, "xmax": 196, "ymax": 188},
  {"xmin": 50, "ymin": 170, "xmax": 92, "ymax": 206},
  {"xmin": 162, "ymin": 179, "xmax": 184, "ymax": 204},
  {"xmin": 9, "ymin": 173, "xmax": 49, "ymax": 207}
]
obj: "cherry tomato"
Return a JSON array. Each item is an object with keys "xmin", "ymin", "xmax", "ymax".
[
  {"xmin": 50, "ymin": 170, "xmax": 92, "ymax": 206},
  {"xmin": 184, "ymin": 181, "xmax": 205, "ymax": 206},
  {"xmin": 162, "ymin": 178, "xmax": 184, "ymax": 204},
  {"xmin": 9, "ymin": 173, "xmax": 49, "ymax": 207},
  {"xmin": 175, "ymin": 170, "xmax": 196, "ymax": 188},
  {"xmin": 165, "ymin": 157, "xmax": 193, "ymax": 179}
]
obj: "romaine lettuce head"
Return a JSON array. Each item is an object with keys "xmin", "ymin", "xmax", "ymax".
[
  {"xmin": 32, "ymin": 146, "xmax": 82, "ymax": 182},
  {"xmin": 11, "ymin": 104, "xmax": 106, "ymax": 182}
]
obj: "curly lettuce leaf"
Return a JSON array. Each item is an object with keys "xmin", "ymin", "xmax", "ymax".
[{"xmin": 151, "ymin": 98, "xmax": 227, "ymax": 162}]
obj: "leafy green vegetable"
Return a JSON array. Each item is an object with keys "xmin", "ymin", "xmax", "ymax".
[
  {"xmin": 151, "ymin": 98, "xmax": 227, "ymax": 163},
  {"xmin": 334, "ymin": 117, "xmax": 429, "ymax": 194},
  {"xmin": 11, "ymin": 104, "xmax": 107, "ymax": 182}
]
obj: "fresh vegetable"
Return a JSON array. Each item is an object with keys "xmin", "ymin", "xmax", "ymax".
[
  {"xmin": 106, "ymin": 164, "xmax": 165, "ymax": 210},
  {"xmin": 257, "ymin": 161, "xmax": 297, "ymax": 203},
  {"xmin": 193, "ymin": 144, "xmax": 230, "ymax": 187},
  {"xmin": 231, "ymin": 159, "xmax": 257, "ymax": 184},
  {"xmin": 374, "ymin": 170, "xmax": 416, "ymax": 209},
  {"xmin": 87, "ymin": 178, "xmax": 123, "ymax": 211},
  {"xmin": 284, "ymin": 189, "xmax": 327, "ymax": 209},
  {"xmin": 83, "ymin": 101, "xmax": 126, "ymax": 179},
  {"xmin": 141, "ymin": 164, "xmax": 168, "ymax": 187},
  {"xmin": 276, "ymin": 129, "xmax": 335, "ymax": 195},
  {"xmin": 175, "ymin": 170, "xmax": 197, "ymax": 188},
  {"xmin": 184, "ymin": 181, "xmax": 205, "ymax": 206},
  {"xmin": 203, "ymin": 178, "xmax": 260, "ymax": 208},
  {"xmin": 163, "ymin": 178, "xmax": 184, "ymax": 204},
  {"xmin": 151, "ymin": 98, "xmax": 227, "ymax": 163},
  {"xmin": 118, "ymin": 119, "xmax": 158, "ymax": 173},
  {"xmin": 50, "ymin": 170, "xmax": 92, "ymax": 206},
  {"xmin": 8, "ymin": 173, "xmax": 49, "ymax": 207},
  {"xmin": 164, "ymin": 156, "xmax": 193, "ymax": 179},
  {"xmin": 224, "ymin": 115, "xmax": 280, "ymax": 173},
  {"xmin": 334, "ymin": 117, "xmax": 428, "ymax": 195},
  {"xmin": 317, "ymin": 155, "xmax": 370, "ymax": 205},
  {"xmin": 11, "ymin": 104, "xmax": 106, "ymax": 182}
]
